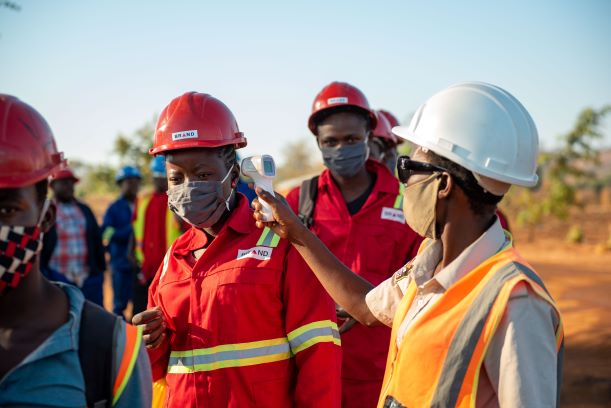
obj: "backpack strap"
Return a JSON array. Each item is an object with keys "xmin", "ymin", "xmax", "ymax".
[
  {"xmin": 297, "ymin": 176, "xmax": 319, "ymax": 229},
  {"xmin": 79, "ymin": 300, "xmax": 120, "ymax": 408}
]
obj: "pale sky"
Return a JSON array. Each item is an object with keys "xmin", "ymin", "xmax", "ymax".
[{"xmin": 1, "ymin": 0, "xmax": 610, "ymax": 167}]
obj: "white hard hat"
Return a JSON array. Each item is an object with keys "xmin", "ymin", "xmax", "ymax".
[{"xmin": 393, "ymin": 82, "xmax": 539, "ymax": 194}]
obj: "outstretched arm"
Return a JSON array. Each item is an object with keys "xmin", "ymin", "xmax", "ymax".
[{"xmin": 252, "ymin": 189, "xmax": 381, "ymax": 327}]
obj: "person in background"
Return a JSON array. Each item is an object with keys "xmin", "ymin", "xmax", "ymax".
[
  {"xmin": 368, "ymin": 110, "xmax": 400, "ymax": 173},
  {"xmin": 132, "ymin": 156, "xmax": 184, "ymax": 315},
  {"xmin": 286, "ymin": 81, "xmax": 423, "ymax": 408},
  {"xmin": 41, "ymin": 166, "xmax": 106, "ymax": 306},
  {"xmin": 235, "ymin": 153, "xmax": 257, "ymax": 204},
  {"xmin": 103, "ymin": 165, "xmax": 141, "ymax": 317},
  {"xmin": 132, "ymin": 92, "xmax": 341, "ymax": 407},
  {"xmin": 0, "ymin": 94, "xmax": 151, "ymax": 407}
]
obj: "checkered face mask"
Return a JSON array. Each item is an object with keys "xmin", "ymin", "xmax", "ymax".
[{"xmin": 0, "ymin": 199, "xmax": 49, "ymax": 295}]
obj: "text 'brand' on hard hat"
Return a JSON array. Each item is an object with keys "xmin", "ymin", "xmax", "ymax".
[
  {"xmin": 150, "ymin": 92, "xmax": 246, "ymax": 155},
  {"xmin": 308, "ymin": 82, "xmax": 377, "ymax": 135}
]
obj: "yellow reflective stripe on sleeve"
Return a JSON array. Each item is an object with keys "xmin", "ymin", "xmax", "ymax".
[
  {"xmin": 112, "ymin": 325, "xmax": 143, "ymax": 406},
  {"xmin": 102, "ymin": 226, "xmax": 115, "ymax": 245},
  {"xmin": 287, "ymin": 320, "xmax": 341, "ymax": 354},
  {"xmin": 167, "ymin": 337, "xmax": 292, "ymax": 374}
]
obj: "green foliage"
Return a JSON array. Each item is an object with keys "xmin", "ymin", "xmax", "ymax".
[
  {"xmin": 113, "ymin": 116, "xmax": 157, "ymax": 180},
  {"xmin": 276, "ymin": 138, "xmax": 323, "ymax": 182},
  {"xmin": 512, "ymin": 105, "xmax": 610, "ymax": 233},
  {"xmin": 73, "ymin": 116, "xmax": 157, "ymax": 195},
  {"xmin": 566, "ymin": 225, "xmax": 584, "ymax": 244}
]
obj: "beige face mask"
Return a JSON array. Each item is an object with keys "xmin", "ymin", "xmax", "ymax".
[{"xmin": 402, "ymin": 173, "xmax": 442, "ymax": 239}]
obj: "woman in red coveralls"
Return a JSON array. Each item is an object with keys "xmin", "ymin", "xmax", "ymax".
[{"xmin": 132, "ymin": 92, "xmax": 341, "ymax": 407}]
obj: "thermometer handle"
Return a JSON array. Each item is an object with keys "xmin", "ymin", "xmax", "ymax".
[{"xmin": 255, "ymin": 180, "xmax": 275, "ymax": 222}]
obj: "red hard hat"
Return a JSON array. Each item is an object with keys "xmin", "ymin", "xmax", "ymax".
[
  {"xmin": 150, "ymin": 92, "xmax": 246, "ymax": 155},
  {"xmin": 0, "ymin": 95, "xmax": 64, "ymax": 188},
  {"xmin": 50, "ymin": 166, "xmax": 79, "ymax": 183},
  {"xmin": 378, "ymin": 110, "xmax": 399, "ymax": 128},
  {"xmin": 378, "ymin": 109, "xmax": 405, "ymax": 144},
  {"xmin": 372, "ymin": 111, "xmax": 397, "ymax": 144},
  {"xmin": 308, "ymin": 82, "xmax": 377, "ymax": 135}
]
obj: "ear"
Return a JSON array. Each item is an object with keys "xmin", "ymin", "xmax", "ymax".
[
  {"xmin": 438, "ymin": 173, "xmax": 453, "ymax": 200},
  {"xmin": 41, "ymin": 201, "xmax": 56, "ymax": 234},
  {"xmin": 231, "ymin": 163, "xmax": 241, "ymax": 188}
]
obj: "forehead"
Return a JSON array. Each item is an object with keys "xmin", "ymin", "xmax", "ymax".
[
  {"xmin": 165, "ymin": 148, "xmax": 225, "ymax": 171},
  {"xmin": 0, "ymin": 185, "xmax": 37, "ymax": 202},
  {"xmin": 317, "ymin": 112, "xmax": 368, "ymax": 137}
]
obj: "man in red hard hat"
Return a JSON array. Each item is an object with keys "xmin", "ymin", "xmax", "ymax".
[
  {"xmin": 40, "ymin": 166, "xmax": 107, "ymax": 306},
  {"xmin": 132, "ymin": 92, "xmax": 341, "ymax": 407},
  {"xmin": 0, "ymin": 95, "xmax": 151, "ymax": 407},
  {"xmin": 286, "ymin": 82, "xmax": 423, "ymax": 408},
  {"xmin": 368, "ymin": 110, "xmax": 400, "ymax": 173}
]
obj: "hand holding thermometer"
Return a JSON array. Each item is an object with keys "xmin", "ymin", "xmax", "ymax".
[{"xmin": 241, "ymin": 155, "xmax": 276, "ymax": 221}]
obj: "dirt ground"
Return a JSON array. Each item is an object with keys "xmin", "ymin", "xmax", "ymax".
[{"xmin": 513, "ymin": 238, "xmax": 611, "ymax": 407}]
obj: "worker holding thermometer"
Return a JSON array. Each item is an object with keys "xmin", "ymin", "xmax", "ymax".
[{"xmin": 132, "ymin": 92, "xmax": 341, "ymax": 407}]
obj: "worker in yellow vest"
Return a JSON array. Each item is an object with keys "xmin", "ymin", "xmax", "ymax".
[
  {"xmin": 252, "ymin": 82, "xmax": 564, "ymax": 407},
  {"xmin": 132, "ymin": 155, "xmax": 184, "ymax": 315}
]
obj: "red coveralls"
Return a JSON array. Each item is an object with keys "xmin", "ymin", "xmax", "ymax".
[
  {"xmin": 147, "ymin": 195, "xmax": 342, "ymax": 407},
  {"xmin": 287, "ymin": 160, "xmax": 423, "ymax": 408}
]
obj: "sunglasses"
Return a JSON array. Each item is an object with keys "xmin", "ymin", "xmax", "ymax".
[{"xmin": 396, "ymin": 156, "xmax": 448, "ymax": 184}]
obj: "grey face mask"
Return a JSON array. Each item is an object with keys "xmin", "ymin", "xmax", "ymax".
[
  {"xmin": 167, "ymin": 166, "xmax": 234, "ymax": 229},
  {"xmin": 321, "ymin": 142, "xmax": 369, "ymax": 178}
]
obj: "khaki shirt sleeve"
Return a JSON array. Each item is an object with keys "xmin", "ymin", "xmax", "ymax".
[
  {"xmin": 484, "ymin": 282, "xmax": 560, "ymax": 407},
  {"xmin": 365, "ymin": 274, "xmax": 406, "ymax": 327}
]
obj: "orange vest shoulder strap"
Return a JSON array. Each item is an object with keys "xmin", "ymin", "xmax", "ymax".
[{"xmin": 112, "ymin": 323, "xmax": 143, "ymax": 405}]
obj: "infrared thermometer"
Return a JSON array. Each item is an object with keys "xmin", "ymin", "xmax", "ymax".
[{"xmin": 241, "ymin": 155, "xmax": 276, "ymax": 222}]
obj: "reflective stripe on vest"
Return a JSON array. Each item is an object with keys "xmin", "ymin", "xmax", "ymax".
[
  {"xmin": 256, "ymin": 227, "xmax": 281, "ymax": 248},
  {"xmin": 393, "ymin": 184, "xmax": 404, "ymax": 209},
  {"xmin": 167, "ymin": 320, "xmax": 339, "ymax": 374},
  {"xmin": 134, "ymin": 193, "xmax": 181, "ymax": 264},
  {"xmin": 112, "ymin": 324, "xmax": 143, "ymax": 406},
  {"xmin": 379, "ymin": 244, "xmax": 564, "ymax": 408}
]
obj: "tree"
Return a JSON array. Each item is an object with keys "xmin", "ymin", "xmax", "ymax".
[
  {"xmin": 113, "ymin": 116, "xmax": 157, "ymax": 181},
  {"xmin": 508, "ymin": 105, "xmax": 610, "ymax": 239},
  {"xmin": 276, "ymin": 138, "xmax": 323, "ymax": 182}
]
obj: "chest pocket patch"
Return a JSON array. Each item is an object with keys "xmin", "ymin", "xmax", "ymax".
[
  {"xmin": 381, "ymin": 207, "xmax": 405, "ymax": 224},
  {"xmin": 237, "ymin": 246, "xmax": 273, "ymax": 261}
]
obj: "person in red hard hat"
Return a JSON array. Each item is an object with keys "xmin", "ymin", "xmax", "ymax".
[
  {"xmin": 0, "ymin": 95, "xmax": 151, "ymax": 407},
  {"xmin": 368, "ymin": 110, "xmax": 400, "ymax": 173},
  {"xmin": 40, "ymin": 166, "xmax": 107, "ymax": 306},
  {"xmin": 286, "ymin": 82, "xmax": 423, "ymax": 408},
  {"xmin": 132, "ymin": 92, "xmax": 341, "ymax": 407}
]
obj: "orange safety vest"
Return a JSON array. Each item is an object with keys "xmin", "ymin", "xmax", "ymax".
[
  {"xmin": 378, "ymin": 240, "xmax": 564, "ymax": 408},
  {"xmin": 133, "ymin": 192, "xmax": 182, "ymax": 264}
]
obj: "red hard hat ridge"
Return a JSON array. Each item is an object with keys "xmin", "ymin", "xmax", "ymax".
[
  {"xmin": 308, "ymin": 82, "xmax": 377, "ymax": 135},
  {"xmin": 150, "ymin": 92, "xmax": 247, "ymax": 155},
  {"xmin": 0, "ymin": 94, "xmax": 64, "ymax": 189},
  {"xmin": 378, "ymin": 109, "xmax": 404, "ymax": 145},
  {"xmin": 372, "ymin": 111, "xmax": 397, "ymax": 144},
  {"xmin": 50, "ymin": 166, "xmax": 80, "ymax": 183}
]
